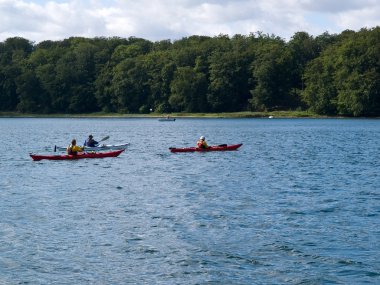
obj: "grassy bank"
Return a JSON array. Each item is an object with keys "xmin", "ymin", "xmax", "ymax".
[
  {"xmin": 170, "ymin": 110, "xmax": 320, "ymax": 118},
  {"xmin": 0, "ymin": 110, "xmax": 323, "ymax": 118}
]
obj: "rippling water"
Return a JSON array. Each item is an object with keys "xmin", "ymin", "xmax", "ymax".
[{"xmin": 0, "ymin": 118, "xmax": 379, "ymax": 284}]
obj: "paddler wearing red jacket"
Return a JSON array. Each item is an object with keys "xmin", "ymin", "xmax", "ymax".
[
  {"xmin": 67, "ymin": 139, "xmax": 84, "ymax": 155},
  {"xmin": 196, "ymin": 136, "xmax": 209, "ymax": 149}
]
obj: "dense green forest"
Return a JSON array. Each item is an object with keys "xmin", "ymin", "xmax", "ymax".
[{"xmin": 0, "ymin": 27, "xmax": 379, "ymax": 116}]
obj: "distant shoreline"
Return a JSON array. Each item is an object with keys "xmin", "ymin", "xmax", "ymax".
[{"xmin": 0, "ymin": 111, "xmax": 343, "ymax": 118}]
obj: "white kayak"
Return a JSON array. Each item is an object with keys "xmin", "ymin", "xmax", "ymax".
[{"xmin": 54, "ymin": 143, "xmax": 130, "ymax": 152}]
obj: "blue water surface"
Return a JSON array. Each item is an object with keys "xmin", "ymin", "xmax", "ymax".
[{"xmin": 0, "ymin": 118, "xmax": 379, "ymax": 284}]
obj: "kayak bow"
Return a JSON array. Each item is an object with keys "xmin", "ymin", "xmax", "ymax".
[
  {"xmin": 169, "ymin": 143, "xmax": 242, "ymax": 153},
  {"xmin": 30, "ymin": 149, "xmax": 124, "ymax": 161}
]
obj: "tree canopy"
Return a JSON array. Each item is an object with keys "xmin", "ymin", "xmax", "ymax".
[{"xmin": 0, "ymin": 28, "xmax": 379, "ymax": 116}]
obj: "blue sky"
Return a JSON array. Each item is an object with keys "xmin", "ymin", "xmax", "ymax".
[{"xmin": 0, "ymin": 0, "xmax": 379, "ymax": 43}]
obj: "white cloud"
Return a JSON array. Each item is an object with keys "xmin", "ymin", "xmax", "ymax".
[
  {"xmin": 299, "ymin": 0, "xmax": 378, "ymax": 13},
  {"xmin": 0, "ymin": 0, "xmax": 379, "ymax": 43}
]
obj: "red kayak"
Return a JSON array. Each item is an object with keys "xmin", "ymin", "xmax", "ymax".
[
  {"xmin": 169, "ymin": 143, "xmax": 242, "ymax": 153},
  {"xmin": 30, "ymin": 149, "xmax": 124, "ymax": 161}
]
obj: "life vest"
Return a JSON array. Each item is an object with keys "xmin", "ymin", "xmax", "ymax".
[
  {"xmin": 67, "ymin": 144, "xmax": 74, "ymax": 155},
  {"xmin": 197, "ymin": 140, "xmax": 206, "ymax": 148},
  {"xmin": 67, "ymin": 144, "xmax": 80, "ymax": 155}
]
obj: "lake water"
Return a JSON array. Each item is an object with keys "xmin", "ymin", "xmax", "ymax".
[{"xmin": 0, "ymin": 117, "xmax": 379, "ymax": 284}]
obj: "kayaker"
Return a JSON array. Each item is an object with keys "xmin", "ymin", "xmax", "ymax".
[
  {"xmin": 197, "ymin": 136, "xmax": 209, "ymax": 149},
  {"xmin": 67, "ymin": 139, "xmax": 84, "ymax": 155},
  {"xmin": 84, "ymin": 135, "xmax": 98, "ymax": 147}
]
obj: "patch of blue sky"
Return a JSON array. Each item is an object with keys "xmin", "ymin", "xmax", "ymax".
[{"xmin": 304, "ymin": 11, "xmax": 338, "ymax": 34}]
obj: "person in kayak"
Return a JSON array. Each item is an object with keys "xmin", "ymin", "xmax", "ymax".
[
  {"xmin": 197, "ymin": 136, "xmax": 209, "ymax": 149},
  {"xmin": 67, "ymin": 139, "xmax": 84, "ymax": 155},
  {"xmin": 84, "ymin": 135, "xmax": 99, "ymax": 147}
]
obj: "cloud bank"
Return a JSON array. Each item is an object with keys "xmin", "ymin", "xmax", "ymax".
[{"xmin": 0, "ymin": 0, "xmax": 379, "ymax": 43}]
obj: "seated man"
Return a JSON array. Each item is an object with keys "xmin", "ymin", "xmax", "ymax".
[
  {"xmin": 84, "ymin": 135, "xmax": 98, "ymax": 147},
  {"xmin": 196, "ymin": 136, "xmax": 209, "ymax": 148},
  {"xmin": 67, "ymin": 139, "xmax": 84, "ymax": 155}
]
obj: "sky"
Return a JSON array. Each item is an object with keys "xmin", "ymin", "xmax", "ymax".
[{"xmin": 0, "ymin": 0, "xmax": 379, "ymax": 43}]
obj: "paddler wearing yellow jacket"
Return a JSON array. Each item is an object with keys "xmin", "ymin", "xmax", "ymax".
[
  {"xmin": 67, "ymin": 139, "xmax": 84, "ymax": 155},
  {"xmin": 196, "ymin": 136, "xmax": 209, "ymax": 149}
]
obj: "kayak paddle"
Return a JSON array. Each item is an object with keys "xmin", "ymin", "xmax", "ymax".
[{"xmin": 98, "ymin": 135, "xmax": 110, "ymax": 143}]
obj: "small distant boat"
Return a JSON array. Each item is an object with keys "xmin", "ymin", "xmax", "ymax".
[
  {"xmin": 268, "ymin": 115, "xmax": 274, "ymax": 119},
  {"xmin": 158, "ymin": 117, "xmax": 176, "ymax": 121}
]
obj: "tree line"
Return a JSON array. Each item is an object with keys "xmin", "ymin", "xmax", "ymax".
[{"xmin": 0, "ymin": 27, "xmax": 379, "ymax": 116}]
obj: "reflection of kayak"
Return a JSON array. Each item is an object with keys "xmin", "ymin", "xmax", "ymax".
[
  {"xmin": 158, "ymin": 118, "xmax": 176, "ymax": 121},
  {"xmin": 30, "ymin": 149, "xmax": 124, "ymax": 161},
  {"xmin": 54, "ymin": 143, "xmax": 129, "ymax": 152},
  {"xmin": 169, "ymin": 143, "xmax": 242, "ymax": 153}
]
